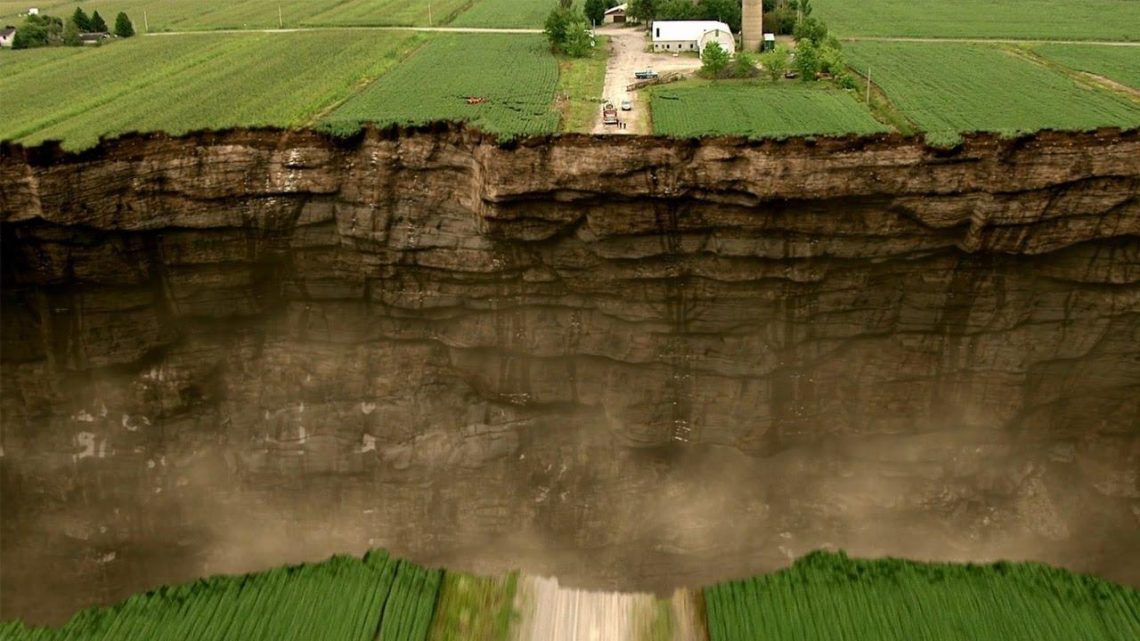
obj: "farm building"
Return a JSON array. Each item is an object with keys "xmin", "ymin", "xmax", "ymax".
[
  {"xmin": 0, "ymin": 26, "xmax": 15, "ymax": 48},
  {"xmin": 79, "ymin": 31, "xmax": 112, "ymax": 45},
  {"xmin": 651, "ymin": 20, "xmax": 735, "ymax": 55},
  {"xmin": 603, "ymin": 4, "xmax": 628, "ymax": 24}
]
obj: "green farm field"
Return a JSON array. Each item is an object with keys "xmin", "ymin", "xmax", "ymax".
[
  {"xmin": 845, "ymin": 42, "xmax": 1140, "ymax": 144},
  {"xmin": 704, "ymin": 551, "xmax": 1140, "ymax": 641},
  {"xmin": 1032, "ymin": 44, "xmax": 1140, "ymax": 89},
  {"xmin": 0, "ymin": 0, "xmax": 470, "ymax": 32},
  {"xmin": 813, "ymin": 0, "xmax": 1140, "ymax": 41},
  {"xmin": 450, "ymin": 0, "xmax": 556, "ymax": 28},
  {"xmin": 651, "ymin": 82, "xmax": 889, "ymax": 138},
  {"xmin": 323, "ymin": 34, "xmax": 560, "ymax": 138},
  {"xmin": 0, "ymin": 31, "xmax": 423, "ymax": 149}
]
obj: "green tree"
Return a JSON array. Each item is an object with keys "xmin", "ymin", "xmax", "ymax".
[
  {"xmin": 544, "ymin": 6, "xmax": 575, "ymax": 50},
  {"xmin": 63, "ymin": 19, "xmax": 81, "ymax": 45},
  {"xmin": 793, "ymin": 40, "xmax": 820, "ymax": 80},
  {"xmin": 759, "ymin": 44, "xmax": 790, "ymax": 81},
  {"xmin": 700, "ymin": 41, "xmax": 730, "ymax": 77},
  {"xmin": 657, "ymin": 0, "xmax": 699, "ymax": 20},
  {"xmin": 628, "ymin": 0, "xmax": 657, "ymax": 23},
  {"xmin": 702, "ymin": 0, "xmax": 742, "ymax": 32},
  {"xmin": 818, "ymin": 36, "xmax": 844, "ymax": 74},
  {"xmin": 90, "ymin": 10, "xmax": 108, "ymax": 32},
  {"xmin": 563, "ymin": 16, "xmax": 593, "ymax": 57},
  {"xmin": 584, "ymin": 0, "xmax": 608, "ymax": 25},
  {"xmin": 732, "ymin": 51, "xmax": 757, "ymax": 78},
  {"xmin": 793, "ymin": 16, "xmax": 827, "ymax": 45},
  {"xmin": 114, "ymin": 12, "xmax": 135, "ymax": 37},
  {"xmin": 72, "ymin": 7, "xmax": 92, "ymax": 31}
]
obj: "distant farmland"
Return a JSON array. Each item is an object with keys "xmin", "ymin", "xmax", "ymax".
[
  {"xmin": 450, "ymin": 0, "xmax": 557, "ymax": 28},
  {"xmin": 0, "ymin": 0, "xmax": 469, "ymax": 31},
  {"xmin": 813, "ymin": 0, "xmax": 1140, "ymax": 41},
  {"xmin": 0, "ymin": 32, "xmax": 423, "ymax": 149},
  {"xmin": 845, "ymin": 42, "xmax": 1140, "ymax": 144},
  {"xmin": 323, "ymin": 34, "xmax": 561, "ymax": 138},
  {"xmin": 1032, "ymin": 45, "xmax": 1140, "ymax": 89},
  {"xmin": 651, "ymin": 83, "xmax": 889, "ymax": 139}
]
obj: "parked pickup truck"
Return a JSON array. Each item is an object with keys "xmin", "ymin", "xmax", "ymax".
[{"xmin": 634, "ymin": 70, "xmax": 659, "ymax": 80}]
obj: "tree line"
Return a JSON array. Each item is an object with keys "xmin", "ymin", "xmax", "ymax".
[{"xmin": 11, "ymin": 6, "xmax": 135, "ymax": 49}]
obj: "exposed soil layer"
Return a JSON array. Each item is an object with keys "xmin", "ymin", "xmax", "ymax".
[{"xmin": 1, "ymin": 126, "xmax": 1138, "ymax": 625}]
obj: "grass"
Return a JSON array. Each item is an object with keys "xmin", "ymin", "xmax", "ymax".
[
  {"xmin": 555, "ymin": 36, "xmax": 609, "ymax": 132},
  {"xmin": 844, "ymin": 41, "xmax": 1140, "ymax": 145},
  {"xmin": 704, "ymin": 550, "xmax": 1140, "ymax": 641},
  {"xmin": 322, "ymin": 34, "xmax": 560, "ymax": 138},
  {"xmin": 1031, "ymin": 44, "xmax": 1140, "ymax": 89},
  {"xmin": 0, "ymin": 0, "xmax": 471, "ymax": 31},
  {"xmin": 426, "ymin": 571, "xmax": 518, "ymax": 641},
  {"xmin": 450, "ymin": 0, "xmax": 556, "ymax": 28},
  {"xmin": 812, "ymin": 0, "xmax": 1140, "ymax": 41},
  {"xmin": 650, "ymin": 80, "xmax": 889, "ymax": 138},
  {"xmin": 0, "ymin": 32, "xmax": 424, "ymax": 150}
]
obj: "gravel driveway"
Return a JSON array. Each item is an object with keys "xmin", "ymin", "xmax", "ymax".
[{"xmin": 593, "ymin": 25, "xmax": 703, "ymax": 135}]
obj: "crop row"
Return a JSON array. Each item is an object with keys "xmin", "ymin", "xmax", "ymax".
[
  {"xmin": 651, "ymin": 83, "xmax": 888, "ymax": 139},
  {"xmin": 323, "ymin": 34, "xmax": 561, "ymax": 138},
  {"xmin": 845, "ymin": 42, "xmax": 1140, "ymax": 145},
  {"xmin": 0, "ymin": 31, "xmax": 423, "ymax": 150},
  {"xmin": 0, "ymin": 550, "xmax": 424, "ymax": 641},
  {"xmin": 450, "ymin": 0, "xmax": 556, "ymax": 29},
  {"xmin": 0, "ymin": 0, "xmax": 468, "ymax": 31},
  {"xmin": 704, "ymin": 550, "xmax": 1140, "ymax": 641},
  {"xmin": 1032, "ymin": 44, "xmax": 1140, "ymax": 90},
  {"xmin": 812, "ymin": 0, "xmax": 1140, "ymax": 41}
]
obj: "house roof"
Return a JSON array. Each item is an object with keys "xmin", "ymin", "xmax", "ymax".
[
  {"xmin": 604, "ymin": 3, "xmax": 627, "ymax": 14},
  {"xmin": 0, "ymin": 27, "xmax": 16, "ymax": 37},
  {"xmin": 652, "ymin": 20, "xmax": 732, "ymax": 42}
]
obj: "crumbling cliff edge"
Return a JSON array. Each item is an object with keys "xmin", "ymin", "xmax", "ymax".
[{"xmin": 2, "ymin": 126, "xmax": 1138, "ymax": 624}]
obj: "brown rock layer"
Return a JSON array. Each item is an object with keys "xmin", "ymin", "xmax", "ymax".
[{"xmin": 1, "ymin": 126, "xmax": 1138, "ymax": 625}]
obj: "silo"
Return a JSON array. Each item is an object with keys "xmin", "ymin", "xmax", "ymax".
[{"xmin": 742, "ymin": 0, "xmax": 763, "ymax": 52}]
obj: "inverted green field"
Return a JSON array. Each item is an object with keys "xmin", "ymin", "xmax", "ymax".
[
  {"xmin": 0, "ymin": 551, "xmax": 441, "ymax": 641},
  {"xmin": 0, "ymin": 0, "xmax": 470, "ymax": 31},
  {"xmin": 650, "ymin": 82, "xmax": 889, "ymax": 139},
  {"xmin": 450, "ymin": 0, "xmax": 557, "ymax": 29},
  {"xmin": 3, "ymin": 549, "xmax": 1138, "ymax": 641},
  {"xmin": 705, "ymin": 551, "xmax": 1140, "ymax": 641},
  {"xmin": 0, "ymin": 32, "xmax": 423, "ymax": 150},
  {"xmin": 322, "ymin": 34, "xmax": 561, "ymax": 138},
  {"xmin": 845, "ymin": 42, "xmax": 1140, "ymax": 144},
  {"xmin": 1033, "ymin": 44, "xmax": 1140, "ymax": 89},
  {"xmin": 812, "ymin": 0, "xmax": 1140, "ymax": 41}
]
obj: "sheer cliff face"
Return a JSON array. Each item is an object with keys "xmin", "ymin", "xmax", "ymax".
[{"xmin": 2, "ymin": 127, "xmax": 1139, "ymax": 624}]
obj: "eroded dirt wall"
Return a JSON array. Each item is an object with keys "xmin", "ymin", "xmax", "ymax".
[{"xmin": 1, "ymin": 127, "xmax": 1138, "ymax": 625}]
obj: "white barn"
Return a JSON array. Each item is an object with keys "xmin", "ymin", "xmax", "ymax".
[{"xmin": 651, "ymin": 20, "xmax": 735, "ymax": 55}]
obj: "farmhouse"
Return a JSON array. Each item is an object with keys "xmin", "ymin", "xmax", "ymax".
[
  {"xmin": 603, "ymin": 3, "xmax": 627, "ymax": 24},
  {"xmin": 651, "ymin": 20, "xmax": 735, "ymax": 55},
  {"xmin": 0, "ymin": 26, "xmax": 15, "ymax": 48}
]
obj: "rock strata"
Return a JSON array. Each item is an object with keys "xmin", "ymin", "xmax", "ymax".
[{"xmin": 1, "ymin": 126, "xmax": 1138, "ymax": 625}]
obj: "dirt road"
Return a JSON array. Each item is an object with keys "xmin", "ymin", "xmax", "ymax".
[{"xmin": 592, "ymin": 26, "xmax": 702, "ymax": 135}]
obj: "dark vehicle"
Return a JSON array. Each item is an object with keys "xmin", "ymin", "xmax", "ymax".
[{"xmin": 634, "ymin": 70, "xmax": 659, "ymax": 80}]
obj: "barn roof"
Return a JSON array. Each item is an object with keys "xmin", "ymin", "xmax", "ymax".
[
  {"xmin": 652, "ymin": 20, "xmax": 733, "ymax": 42},
  {"xmin": 604, "ymin": 3, "xmax": 627, "ymax": 14}
]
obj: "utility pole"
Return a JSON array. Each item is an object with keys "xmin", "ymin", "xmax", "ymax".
[
  {"xmin": 143, "ymin": 10, "xmax": 148, "ymax": 33},
  {"xmin": 278, "ymin": 6, "xmax": 283, "ymax": 29},
  {"xmin": 428, "ymin": 2, "xmax": 433, "ymax": 27},
  {"xmin": 866, "ymin": 67, "xmax": 871, "ymax": 104}
]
